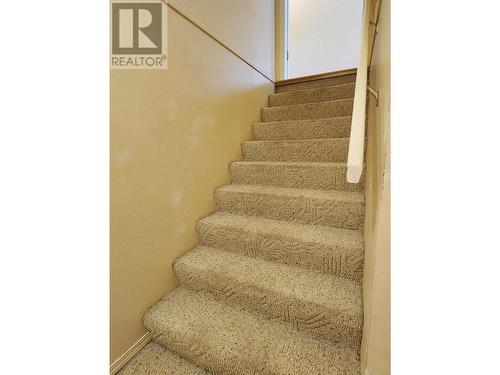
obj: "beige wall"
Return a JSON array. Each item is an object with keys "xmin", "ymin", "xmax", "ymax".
[
  {"xmin": 361, "ymin": 0, "xmax": 390, "ymax": 374},
  {"xmin": 110, "ymin": 4, "xmax": 274, "ymax": 363},
  {"xmin": 170, "ymin": 0, "xmax": 275, "ymax": 80},
  {"xmin": 288, "ymin": 0, "xmax": 363, "ymax": 78}
]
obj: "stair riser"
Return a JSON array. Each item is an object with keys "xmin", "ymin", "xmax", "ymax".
[
  {"xmin": 242, "ymin": 139, "xmax": 349, "ymax": 162},
  {"xmin": 119, "ymin": 342, "xmax": 210, "ymax": 374},
  {"xmin": 174, "ymin": 260, "xmax": 362, "ymax": 350},
  {"xmin": 196, "ymin": 220, "xmax": 364, "ymax": 281},
  {"xmin": 147, "ymin": 323, "xmax": 253, "ymax": 375},
  {"xmin": 253, "ymin": 117, "xmax": 352, "ymax": 140},
  {"xmin": 229, "ymin": 163, "xmax": 364, "ymax": 192},
  {"xmin": 276, "ymin": 74, "xmax": 357, "ymax": 93},
  {"xmin": 214, "ymin": 190, "xmax": 365, "ymax": 229},
  {"xmin": 145, "ymin": 309, "xmax": 249, "ymax": 375},
  {"xmin": 269, "ymin": 84, "xmax": 355, "ymax": 106},
  {"xmin": 262, "ymin": 99, "xmax": 353, "ymax": 122}
]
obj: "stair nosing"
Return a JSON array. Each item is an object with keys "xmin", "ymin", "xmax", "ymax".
[
  {"xmin": 216, "ymin": 184, "xmax": 365, "ymax": 202},
  {"xmin": 175, "ymin": 245, "xmax": 363, "ymax": 326},
  {"xmin": 270, "ymin": 82, "xmax": 355, "ymax": 97},
  {"xmin": 230, "ymin": 160, "xmax": 349, "ymax": 167},
  {"xmin": 262, "ymin": 97, "xmax": 354, "ymax": 112},
  {"xmin": 198, "ymin": 211, "xmax": 364, "ymax": 246},
  {"xmin": 253, "ymin": 116, "xmax": 353, "ymax": 127},
  {"xmin": 242, "ymin": 137, "xmax": 350, "ymax": 145},
  {"xmin": 275, "ymin": 75, "xmax": 357, "ymax": 93}
]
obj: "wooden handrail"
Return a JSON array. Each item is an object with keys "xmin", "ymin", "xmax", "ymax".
[
  {"xmin": 369, "ymin": 0, "xmax": 382, "ymax": 67},
  {"xmin": 160, "ymin": 0, "xmax": 275, "ymax": 84},
  {"xmin": 347, "ymin": 0, "xmax": 381, "ymax": 183},
  {"xmin": 347, "ymin": 0, "xmax": 370, "ymax": 183}
]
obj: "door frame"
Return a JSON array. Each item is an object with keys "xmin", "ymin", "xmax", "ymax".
[{"xmin": 275, "ymin": 0, "xmax": 289, "ymax": 81}]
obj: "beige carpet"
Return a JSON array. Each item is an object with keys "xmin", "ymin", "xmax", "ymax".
[
  {"xmin": 119, "ymin": 73, "xmax": 364, "ymax": 374},
  {"xmin": 118, "ymin": 342, "xmax": 209, "ymax": 375}
]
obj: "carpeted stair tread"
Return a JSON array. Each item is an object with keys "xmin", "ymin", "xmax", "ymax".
[
  {"xmin": 253, "ymin": 116, "xmax": 352, "ymax": 140},
  {"xmin": 117, "ymin": 341, "xmax": 209, "ymax": 375},
  {"xmin": 174, "ymin": 245, "xmax": 363, "ymax": 348},
  {"xmin": 144, "ymin": 287, "xmax": 361, "ymax": 375},
  {"xmin": 261, "ymin": 99, "xmax": 354, "ymax": 122},
  {"xmin": 214, "ymin": 184, "xmax": 365, "ymax": 229},
  {"xmin": 229, "ymin": 160, "xmax": 364, "ymax": 191},
  {"xmin": 269, "ymin": 83, "xmax": 355, "ymax": 106},
  {"xmin": 275, "ymin": 74, "xmax": 357, "ymax": 93},
  {"xmin": 242, "ymin": 138, "xmax": 349, "ymax": 162},
  {"xmin": 196, "ymin": 212, "xmax": 364, "ymax": 280}
]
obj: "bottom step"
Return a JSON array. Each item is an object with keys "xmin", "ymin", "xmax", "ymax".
[
  {"xmin": 144, "ymin": 287, "xmax": 360, "ymax": 375},
  {"xmin": 118, "ymin": 341, "xmax": 208, "ymax": 375}
]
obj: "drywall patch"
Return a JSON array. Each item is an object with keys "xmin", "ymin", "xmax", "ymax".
[
  {"xmin": 168, "ymin": 100, "xmax": 178, "ymax": 121},
  {"xmin": 175, "ymin": 222, "xmax": 187, "ymax": 238},
  {"xmin": 117, "ymin": 150, "xmax": 131, "ymax": 165},
  {"xmin": 170, "ymin": 190, "xmax": 183, "ymax": 208},
  {"xmin": 188, "ymin": 114, "xmax": 216, "ymax": 148}
]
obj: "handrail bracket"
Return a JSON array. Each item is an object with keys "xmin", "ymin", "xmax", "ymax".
[{"xmin": 367, "ymin": 86, "xmax": 379, "ymax": 106}]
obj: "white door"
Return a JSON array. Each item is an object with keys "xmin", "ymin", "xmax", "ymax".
[{"xmin": 286, "ymin": 0, "xmax": 363, "ymax": 79}]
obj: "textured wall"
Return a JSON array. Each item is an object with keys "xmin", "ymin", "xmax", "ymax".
[
  {"xmin": 361, "ymin": 0, "xmax": 391, "ymax": 374},
  {"xmin": 110, "ymin": 6, "xmax": 274, "ymax": 363}
]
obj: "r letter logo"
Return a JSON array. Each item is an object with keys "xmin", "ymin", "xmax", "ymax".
[{"xmin": 111, "ymin": 0, "xmax": 167, "ymax": 69}]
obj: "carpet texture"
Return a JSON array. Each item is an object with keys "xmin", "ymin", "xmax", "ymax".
[
  {"xmin": 275, "ymin": 73, "xmax": 357, "ymax": 93},
  {"xmin": 261, "ymin": 98, "xmax": 354, "ymax": 122},
  {"xmin": 253, "ymin": 117, "xmax": 352, "ymax": 140},
  {"xmin": 229, "ymin": 161, "xmax": 365, "ymax": 191},
  {"xmin": 144, "ymin": 288, "xmax": 360, "ymax": 375},
  {"xmin": 269, "ymin": 83, "xmax": 355, "ymax": 106},
  {"xmin": 117, "ymin": 342, "xmax": 209, "ymax": 375},
  {"xmin": 121, "ymin": 74, "xmax": 365, "ymax": 374},
  {"xmin": 196, "ymin": 212, "xmax": 364, "ymax": 281},
  {"xmin": 242, "ymin": 138, "xmax": 350, "ymax": 162}
]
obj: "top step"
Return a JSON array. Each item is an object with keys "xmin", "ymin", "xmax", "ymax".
[
  {"xmin": 269, "ymin": 83, "xmax": 355, "ymax": 107},
  {"xmin": 276, "ymin": 73, "xmax": 357, "ymax": 93}
]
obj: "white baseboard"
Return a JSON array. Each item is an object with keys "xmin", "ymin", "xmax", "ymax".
[{"xmin": 110, "ymin": 332, "xmax": 152, "ymax": 375}]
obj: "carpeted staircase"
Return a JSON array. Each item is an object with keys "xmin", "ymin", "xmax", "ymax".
[{"xmin": 119, "ymin": 73, "xmax": 365, "ymax": 375}]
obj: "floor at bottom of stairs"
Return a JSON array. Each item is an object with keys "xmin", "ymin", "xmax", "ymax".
[{"xmin": 117, "ymin": 341, "xmax": 209, "ymax": 375}]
